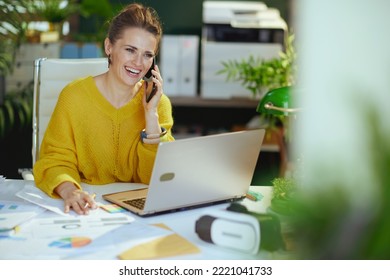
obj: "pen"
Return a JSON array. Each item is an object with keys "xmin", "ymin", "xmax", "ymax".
[{"xmin": 84, "ymin": 193, "xmax": 96, "ymax": 209}]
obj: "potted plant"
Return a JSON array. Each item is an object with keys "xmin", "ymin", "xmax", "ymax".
[
  {"xmin": 0, "ymin": 0, "xmax": 34, "ymax": 136},
  {"xmin": 268, "ymin": 176, "xmax": 299, "ymax": 251},
  {"xmin": 33, "ymin": 0, "xmax": 78, "ymax": 35},
  {"xmin": 0, "ymin": 1, "xmax": 35, "ymax": 178},
  {"xmin": 0, "ymin": 84, "xmax": 33, "ymax": 138},
  {"xmin": 217, "ymin": 32, "xmax": 297, "ymax": 99},
  {"xmin": 269, "ymin": 177, "xmax": 298, "ymax": 215},
  {"xmin": 0, "ymin": 1, "xmax": 32, "ymax": 76}
]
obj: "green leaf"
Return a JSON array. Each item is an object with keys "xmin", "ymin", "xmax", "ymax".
[
  {"xmin": 15, "ymin": 102, "xmax": 26, "ymax": 129},
  {"xmin": 4, "ymin": 99, "xmax": 15, "ymax": 129},
  {"xmin": 20, "ymin": 98, "xmax": 32, "ymax": 125},
  {"xmin": 0, "ymin": 109, "xmax": 5, "ymax": 138}
]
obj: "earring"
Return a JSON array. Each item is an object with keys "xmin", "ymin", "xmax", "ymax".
[{"xmin": 108, "ymin": 54, "xmax": 111, "ymax": 68}]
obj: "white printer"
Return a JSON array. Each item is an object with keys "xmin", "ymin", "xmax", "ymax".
[{"xmin": 201, "ymin": 1, "xmax": 287, "ymax": 99}]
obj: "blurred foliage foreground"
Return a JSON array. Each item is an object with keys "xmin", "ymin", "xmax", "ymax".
[{"xmin": 285, "ymin": 107, "xmax": 390, "ymax": 259}]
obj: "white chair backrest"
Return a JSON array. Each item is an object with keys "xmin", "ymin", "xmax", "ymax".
[{"xmin": 32, "ymin": 57, "xmax": 108, "ymax": 165}]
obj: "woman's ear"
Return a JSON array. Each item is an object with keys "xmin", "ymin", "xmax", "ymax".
[{"xmin": 104, "ymin": 38, "xmax": 112, "ymax": 56}]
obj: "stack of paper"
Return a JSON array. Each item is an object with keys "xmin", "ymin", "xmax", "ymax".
[
  {"xmin": 0, "ymin": 212, "xmax": 38, "ymax": 236},
  {"xmin": 0, "ymin": 200, "xmax": 45, "ymax": 237}
]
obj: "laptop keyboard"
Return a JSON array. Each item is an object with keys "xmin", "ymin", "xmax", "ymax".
[{"xmin": 123, "ymin": 198, "xmax": 146, "ymax": 210}]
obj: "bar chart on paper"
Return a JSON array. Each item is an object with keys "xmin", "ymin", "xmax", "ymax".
[
  {"xmin": 0, "ymin": 204, "xmax": 18, "ymax": 210},
  {"xmin": 0, "ymin": 201, "xmax": 41, "ymax": 212},
  {"xmin": 49, "ymin": 237, "xmax": 92, "ymax": 249}
]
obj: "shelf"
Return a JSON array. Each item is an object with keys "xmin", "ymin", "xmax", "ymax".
[
  {"xmin": 169, "ymin": 96, "xmax": 259, "ymax": 108},
  {"xmin": 170, "ymin": 96, "xmax": 261, "ymax": 138}
]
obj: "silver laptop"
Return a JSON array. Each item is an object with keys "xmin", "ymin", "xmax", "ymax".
[{"xmin": 103, "ymin": 129, "xmax": 265, "ymax": 216}]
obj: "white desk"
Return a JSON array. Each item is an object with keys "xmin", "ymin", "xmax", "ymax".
[{"xmin": 0, "ymin": 179, "xmax": 274, "ymax": 260}]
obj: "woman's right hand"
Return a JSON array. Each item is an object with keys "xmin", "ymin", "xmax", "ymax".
[
  {"xmin": 143, "ymin": 64, "xmax": 163, "ymax": 109},
  {"xmin": 55, "ymin": 182, "xmax": 97, "ymax": 215}
]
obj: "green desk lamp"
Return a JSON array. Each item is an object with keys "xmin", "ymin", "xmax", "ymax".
[
  {"xmin": 256, "ymin": 86, "xmax": 300, "ymax": 116},
  {"xmin": 256, "ymin": 86, "xmax": 300, "ymax": 177}
]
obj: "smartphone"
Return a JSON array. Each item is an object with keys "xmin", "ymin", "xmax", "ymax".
[{"xmin": 143, "ymin": 58, "xmax": 157, "ymax": 102}]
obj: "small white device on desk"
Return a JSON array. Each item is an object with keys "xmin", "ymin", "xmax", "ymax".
[
  {"xmin": 195, "ymin": 200, "xmax": 286, "ymax": 254},
  {"xmin": 195, "ymin": 209, "xmax": 260, "ymax": 254}
]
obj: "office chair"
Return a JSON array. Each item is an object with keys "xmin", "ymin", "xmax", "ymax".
[{"xmin": 19, "ymin": 57, "xmax": 108, "ymax": 180}]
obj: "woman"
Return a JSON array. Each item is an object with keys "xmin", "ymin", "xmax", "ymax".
[{"xmin": 33, "ymin": 3, "xmax": 174, "ymax": 215}]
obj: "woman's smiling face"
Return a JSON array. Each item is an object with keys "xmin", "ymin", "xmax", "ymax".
[{"xmin": 105, "ymin": 27, "xmax": 157, "ymax": 86}]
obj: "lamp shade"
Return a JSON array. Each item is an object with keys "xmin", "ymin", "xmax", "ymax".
[{"xmin": 257, "ymin": 86, "xmax": 298, "ymax": 116}]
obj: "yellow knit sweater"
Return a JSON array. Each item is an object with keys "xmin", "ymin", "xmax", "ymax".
[{"xmin": 33, "ymin": 76, "xmax": 174, "ymax": 197}]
